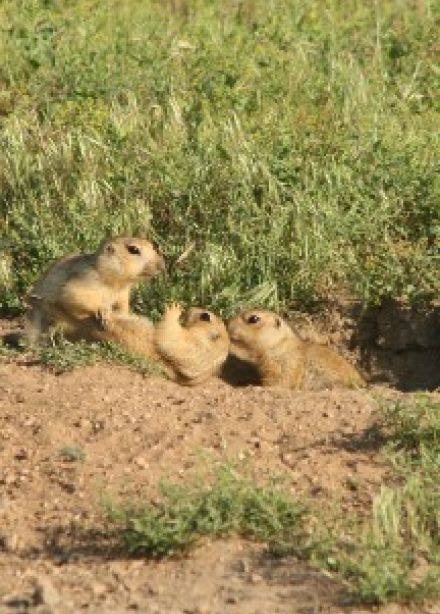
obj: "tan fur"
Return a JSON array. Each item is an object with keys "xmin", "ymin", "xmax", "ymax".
[
  {"xmin": 74, "ymin": 314, "xmax": 158, "ymax": 360},
  {"xmin": 26, "ymin": 237, "xmax": 165, "ymax": 343},
  {"xmin": 154, "ymin": 304, "xmax": 229, "ymax": 385},
  {"xmin": 227, "ymin": 309, "xmax": 366, "ymax": 390}
]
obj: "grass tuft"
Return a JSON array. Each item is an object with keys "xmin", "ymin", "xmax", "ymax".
[
  {"xmin": 383, "ymin": 394, "xmax": 440, "ymax": 454},
  {"xmin": 36, "ymin": 336, "xmax": 163, "ymax": 375},
  {"xmin": 104, "ymin": 464, "xmax": 307, "ymax": 558}
]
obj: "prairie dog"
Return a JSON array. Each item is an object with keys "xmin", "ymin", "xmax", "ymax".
[
  {"xmin": 154, "ymin": 304, "xmax": 229, "ymax": 385},
  {"xmin": 26, "ymin": 237, "xmax": 165, "ymax": 343},
  {"xmin": 227, "ymin": 309, "xmax": 366, "ymax": 390},
  {"xmin": 74, "ymin": 314, "xmax": 158, "ymax": 361}
]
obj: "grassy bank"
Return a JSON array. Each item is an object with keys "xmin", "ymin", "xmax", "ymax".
[{"xmin": 0, "ymin": 0, "xmax": 438, "ymax": 317}]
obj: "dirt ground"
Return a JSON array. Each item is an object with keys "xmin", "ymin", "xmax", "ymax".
[{"xmin": 1, "ymin": 316, "xmax": 439, "ymax": 614}]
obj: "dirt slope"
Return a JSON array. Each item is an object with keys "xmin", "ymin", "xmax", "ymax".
[{"xmin": 0, "ymin": 343, "xmax": 438, "ymax": 612}]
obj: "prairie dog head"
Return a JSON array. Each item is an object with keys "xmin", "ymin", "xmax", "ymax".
[
  {"xmin": 96, "ymin": 237, "xmax": 165, "ymax": 284},
  {"xmin": 227, "ymin": 309, "xmax": 299, "ymax": 359},
  {"xmin": 155, "ymin": 304, "xmax": 230, "ymax": 382},
  {"xmin": 180, "ymin": 307, "xmax": 228, "ymax": 345}
]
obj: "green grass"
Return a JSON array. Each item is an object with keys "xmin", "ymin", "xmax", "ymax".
[
  {"xmin": 58, "ymin": 445, "xmax": 86, "ymax": 462},
  {"xmin": 0, "ymin": 0, "xmax": 438, "ymax": 318},
  {"xmin": 105, "ymin": 397, "xmax": 440, "ymax": 605},
  {"xmin": 36, "ymin": 336, "xmax": 163, "ymax": 375},
  {"xmin": 0, "ymin": 330, "xmax": 164, "ymax": 374},
  {"xmin": 383, "ymin": 393, "xmax": 440, "ymax": 453},
  {"xmin": 104, "ymin": 463, "xmax": 308, "ymax": 558}
]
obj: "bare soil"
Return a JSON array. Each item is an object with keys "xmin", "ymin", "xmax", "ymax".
[{"xmin": 0, "ymin": 315, "xmax": 439, "ymax": 614}]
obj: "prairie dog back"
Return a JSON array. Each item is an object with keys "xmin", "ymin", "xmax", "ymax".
[{"xmin": 227, "ymin": 309, "xmax": 365, "ymax": 390}]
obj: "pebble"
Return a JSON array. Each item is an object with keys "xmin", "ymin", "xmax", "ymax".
[
  {"xmin": 250, "ymin": 573, "xmax": 263, "ymax": 584},
  {"xmin": 91, "ymin": 581, "xmax": 107, "ymax": 597},
  {"xmin": 281, "ymin": 452, "xmax": 294, "ymax": 465},
  {"xmin": 237, "ymin": 559, "xmax": 250, "ymax": 573},
  {"xmin": 225, "ymin": 594, "xmax": 238, "ymax": 604},
  {"xmin": 32, "ymin": 575, "xmax": 61, "ymax": 607},
  {"xmin": 74, "ymin": 418, "xmax": 91, "ymax": 429},
  {"xmin": 15, "ymin": 449, "xmax": 28, "ymax": 461},
  {"xmin": 134, "ymin": 457, "xmax": 149, "ymax": 469},
  {"xmin": 0, "ymin": 533, "xmax": 22, "ymax": 552}
]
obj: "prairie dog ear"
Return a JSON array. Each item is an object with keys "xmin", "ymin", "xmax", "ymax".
[
  {"xmin": 274, "ymin": 317, "xmax": 282, "ymax": 329},
  {"xmin": 105, "ymin": 242, "xmax": 116, "ymax": 255}
]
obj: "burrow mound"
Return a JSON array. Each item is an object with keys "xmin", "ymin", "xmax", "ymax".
[
  {"xmin": 290, "ymin": 299, "xmax": 440, "ymax": 392},
  {"xmin": 2, "ymin": 299, "xmax": 439, "ymax": 392}
]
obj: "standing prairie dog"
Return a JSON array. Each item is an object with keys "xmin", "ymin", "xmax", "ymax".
[
  {"xmin": 26, "ymin": 237, "xmax": 165, "ymax": 343},
  {"xmin": 227, "ymin": 309, "xmax": 366, "ymax": 390},
  {"xmin": 154, "ymin": 304, "xmax": 229, "ymax": 385}
]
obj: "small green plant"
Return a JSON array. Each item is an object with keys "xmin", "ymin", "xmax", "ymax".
[
  {"xmin": 37, "ymin": 337, "xmax": 104, "ymax": 373},
  {"xmin": 97, "ymin": 340, "xmax": 165, "ymax": 377},
  {"xmin": 383, "ymin": 395, "xmax": 440, "ymax": 455},
  {"xmin": 36, "ymin": 336, "xmax": 162, "ymax": 375},
  {"xmin": 105, "ymin": 464, "xmax": 308, "ymax": 558},
  {"xmin": 327, "ymin": 486, "xmax": 440, "ymax": 604},
  {"xmin": 58, "ymin": 445, "xmax": 86, "ymax": 462}
]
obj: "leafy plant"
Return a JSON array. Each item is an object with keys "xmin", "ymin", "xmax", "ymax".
[{"xmin": 105, "ymin": 463, "xmax": 307, "ymax": 558}]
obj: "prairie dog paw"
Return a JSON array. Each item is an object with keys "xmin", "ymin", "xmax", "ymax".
[
  {"xmin": 164, "ymin": 303, "xmax": 183, "ymax": 318},
  {"xmin": 95, "ymin": 309, "xmax": 111, "ymax": 331}
]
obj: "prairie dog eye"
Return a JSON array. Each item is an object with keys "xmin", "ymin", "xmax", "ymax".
[
  {"xmin": 127, "ymin": 245, "xmax": 141, "ymax": 255},
  {"xmin": 247, "ymin": 314, "xmax": 260, "ymax": 324},
  {"xmin": 199, "ymin": 311, "xmax": 211, "ymax": 322}
]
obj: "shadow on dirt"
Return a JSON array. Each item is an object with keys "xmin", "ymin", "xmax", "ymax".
[
  {"xmin": 295, "ymin": 298, "xmax": 440, "ymax": 393},
  {"xmin": 354, "ymin": 300, "xmax": 440, "ymax": 392},
  {"xmin": 250, "ymin": 551, "xmax": 345, "ymax": 613},
  {"xmin": 220, "ymin": 353, "xmax": 261, "ymax": 386},
  {"xmin": 329, "ymin": 423, "xmax": 388, "ymax": 454},
  {"xmin": 29, "ymin": 525, "xmax": 347, "ymax": 612},
  {"xmin": 29, "ymin": 524, "xmax": 130, "ymax": 563}
]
